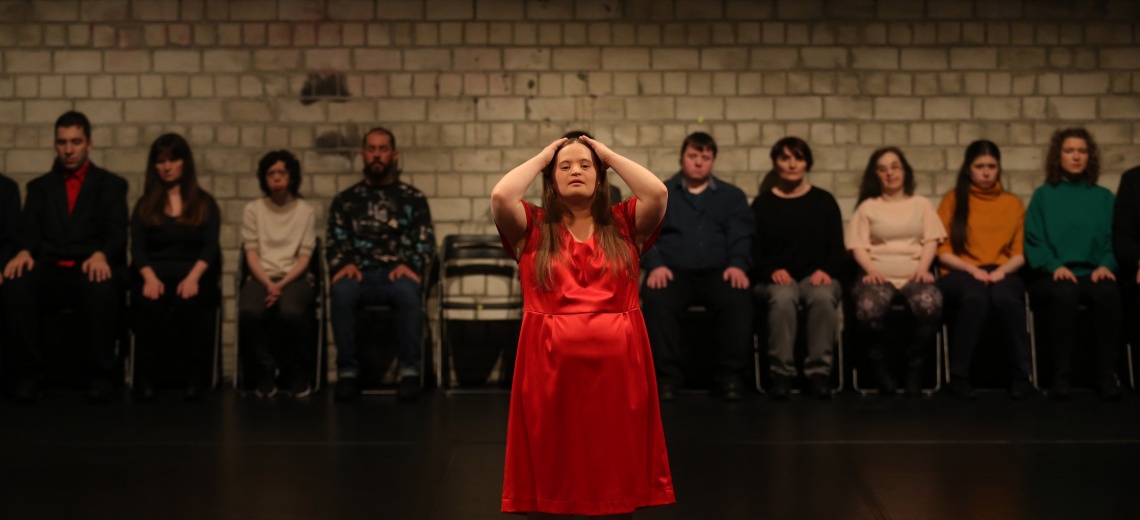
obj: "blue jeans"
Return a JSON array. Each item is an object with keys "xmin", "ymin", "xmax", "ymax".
[{"xmin": 330, "ymin": 269, "xmax": 422, "ymax": 377}]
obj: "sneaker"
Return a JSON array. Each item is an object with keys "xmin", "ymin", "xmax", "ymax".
[
  {"xmin": 334, "ymin": 375, "xmax": 361, "ymax": 402},
  {"xmin": 256, "ymin": 371, "xmax": 278, "ymax": 399},
  {"xmin": 1009, "ymin": 377, "xmax": 1033, "ymax": 400},
  {"xmin": 947, "ymin": 378, "xmax": 975, "ymax": 400},
  {"xmin": 289, "ymin": 377, "xmax": 312, "ymax": 398},
  {"xmin": 806, "ymin": 374, "xmax": 832, "ymax": 400},
  {"xmin": 769, "ymin": 374, "xmax": 792, "ymax": 400},
  {"xmin": 397, "ymin": 375, "xmax": 420, "ymax": 402}
]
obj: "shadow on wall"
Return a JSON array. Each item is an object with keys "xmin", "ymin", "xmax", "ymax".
[{"xmin": 302, "ymin": 73, "xmax": 358, "ymax": 161}]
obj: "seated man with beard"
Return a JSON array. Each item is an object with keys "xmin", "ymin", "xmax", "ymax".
[{"xmin": 326, "ymin": 127, "xmax": 436, "ymax": 402}]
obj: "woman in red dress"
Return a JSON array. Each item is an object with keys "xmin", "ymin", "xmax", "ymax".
[{"xmin": 491, "ymin": 136, "xmax": 674, "ymax": 518}]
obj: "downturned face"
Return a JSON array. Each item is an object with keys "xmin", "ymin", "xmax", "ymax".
[
  {"xmin": 55, "ymin": 125, "xmax": 91, "ymax": 171},
  {"xmin": 1060, "ymin": 136, "xmax": 1088, "ymax": 175},
  {"xmin": 875, "ymin": 152, "xmax": 905, "ymax": 195},
  {"xmin": 552, "ymin": 142, "xmax": 597, "ymax": 203},
  {"xmin": 155, "ymin": 152, "xmax": 184, "ymax": 185},
  {"xmin": 969, "ymin": 154, "xmax": 1000, "ymax": 189}
]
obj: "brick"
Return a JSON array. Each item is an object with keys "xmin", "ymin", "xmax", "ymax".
[
  {"xmin": 801, "ymin": 47, "xmax": 846, "ymax": 69},
  {"xmin": 305, "ymin": 49, "xmax": 351, "ymax": 70},
  {"xmin": 700, "ymin": 48, "xmax": 748, "ymax": 70},
  {"xmin": 724, "ymin": 97, "xmax": 773, "ymax": 121},
  {"xmin": 426, "ymin": 0, "xmax": 473, "ymax": 20},
  {"xmin": 475, "ymin": 0, "xmax": 524, "ymax": 20},
  {"xmin": 454, "ymin": 48, "xmax": 502, "ymax": 71},
  {"xmin": 397, "ymin": 49, "xmax": 446, "ymax": 71},
  {"xmin": 823, "ymin": 96, "xmax": 872, "ymax": 119},
  {"xmin": 923, "ymin": 97, "xmax": 970, "ymax": 120},
  {"xmin": 175, "ymin": 100, "xmax": 223, "ymax": 122},
  {"xmin": 526, "ymin": 98, "xmax": 575, "ymax": 121},
  {"xmin": 224, "ymin": 100, "xmax": 272, "ymax": 122},
  {"xmin": 52, "ymin": 50, "xmax": 100, "ymax": 73},
  {"xmin": 33, "ymin": 0, "xmax": 79, "ymax": 21},
  {"xmin": 651, "ymin": 48, "xmax": 698, "ymax": 70},
  {"xmin": 428, "ymin": 99, "xmax": 474, "ymax": 122},
  {"xmin": 133, "ymin": 0, "xmax": 178, "ymax": 20},
  {"xmin": 675, "ymin": 97, "xmax": 724, "ymax": 121},
  {"xmin": 598, "ymin": 48, "xmax": 647, "ymax": 71},
  {"xmin": 1048, "ymin": 97, "xmax": 1096, "ymax": 120},
  {"xmin": 750, "ymin": 48, "xmax": 798, "ymax": 69},
  {"xmin": 900, "ymin": 49, "xmax": 948, "ymax": 70},
  {"xmin": 874, "ymin": 97, "xmax": 921, "ymax": 120},
  {"xmin": 972, "ymin": 97, "xmax": 1020, "ymax": 120},
  {"xmin": 203, "ymin": 50, "xmax": 250, "ymax": 73},
  {"xmin": 154, "ymin": 50, "xmax": 201, "ymax": 73},
  {"xmin": 328, "ymin": 0, "xmax": 375, "ymax": 20},
  {"xmin": 1100, "ymin": 96, "xmax": 1140, "ymax": 120},
  {"xmin": 5, "ymin": 50, "xmax": 50, "ymax": 72},
  {"xmin": 251, "ymin": 49, "xmax": 298, "ymax": 71},
  {"xmin": 1062, "ymin": 73, "xmax": 1110, "ymax": 95},
  {"xmin": 850, "ymin": 48, "xmax": 898, "ymax": 70},
  {"xmin": 122, "ymin": 99, "xmax": 171, "ymax": 123},
  {"xmin": 997, "ymin": 48, "xmax": 1045, "ymax": 70},
  {"xmin": 477, "ymin": 97, "xmax": 524, "ymax": 120},
  {"xmin": 81, "ymin": 0, "xmax": 128, "ymax": 21},
  {"xmin": 774, "ymin": 96, "xmax": 822, "ymax": 119},
  {"xmin": 328, "ymin": 100, "xmax": 378, "ymax": 122},
  {"xmin": 278, "ymin": 0, "xmax": 323, "ymax": 20},
  {"xmin": 776, "ymin": 0, "xmax": 821, "ymax": 19},
  {"xmin": 626, "ymin": 97, "xmax": 674, "ymax": 120},
  {"xmin": 376, "ymin": 0, "xmax": 424, "ymax": 19},
  {"xmin": 429, "ymin": 197, "xmax": 472, "ymax": 221},
  {"xmin": 949, "ymin": 48, "xmax": 996, "ymax": 70},
  {"xmin": 1101, "ymin": 49, "xmax": 1140, "ymax": 70}
]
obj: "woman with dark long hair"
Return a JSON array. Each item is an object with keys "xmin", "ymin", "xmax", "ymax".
[
  {"xmin": 130, "ymin": 133, "xmax": 221, "ymax": 400},
  {"xmin": 490, "ymin": 136, "xmax": 672, "ymax": 518},
  {"xmin": 935, "ymin": 140, "xmax": 1033, "ymax": 399},
  {"xmin": 846, "ymin": 146, "xmax": 946, "ymax": 395},
  {"xmin": 750, "ymin": 137, "xmax": 845, "ymax": 400},
  {"xmin": 1025, "ymin": 128, "xmax": 1121, "ymax": 400}
]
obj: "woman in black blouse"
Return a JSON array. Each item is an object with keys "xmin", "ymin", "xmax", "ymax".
[
  {"xmin": 750, "ymin": 137, "xmax": 846, "ymax": 399},
  {"xmin": 130, "ymin": 133, "xmax": 221, "ymax": 400}
]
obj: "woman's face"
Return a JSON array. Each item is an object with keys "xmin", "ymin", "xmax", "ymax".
[
  {"xmin": 775, "ymin": 147, "xmax": 807, "ymax": 183},
  {"xmin": 1060, "ymin": 137, "xmax": 1088, "ymax": 175},
  {"xmin": 968, "ymin": 154, "xmax": 1000, "ymax": 189},
  {"xmin": 155, "ymin": 153, "xmax": 183, "ymax": 185},
  {"xmin": 553, "ymin": 142, "xmax": 597, "ymax": 203},
  {"xmin": 265, "ymin": 160, "xmax": 291, "ymax": 194},
  {"xmin": 875, "ymin": 152, "xmax": 905, "ymax": 195}
]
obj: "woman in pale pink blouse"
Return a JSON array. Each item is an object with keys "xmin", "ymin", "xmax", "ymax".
[{"xmin": 846, "ymin": 147, "xmax": 947, "ymax": 396}]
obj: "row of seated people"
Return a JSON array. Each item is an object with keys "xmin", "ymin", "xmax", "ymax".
[
  {"xmin": 0, "ymin": 111, "xmax": 434, "ymax": 403},
  {"xmin": 650, "ymin": 129, "xmax": 1137, "ymax": 403}
]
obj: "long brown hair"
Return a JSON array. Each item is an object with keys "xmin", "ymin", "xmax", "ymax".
[
  {"xmin": 135, "ymin": 133, "xmax": 210, "ymax": 228},
  {"xmin": 949, "ymin": 140, "xmax": 1003, "ymax": 255},
  {"xmin": 1045, "ymin": 127, "xmax": 1100, "ymax": 186},
  {"xmin": 856, "ymin": 146, "xmax": 916, "ymax": 206},
  {"xmin": 534, "ymin": 138, "xmax": 636, "ymax": 290}
]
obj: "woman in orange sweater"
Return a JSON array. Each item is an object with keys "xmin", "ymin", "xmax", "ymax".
[{"xmin": 936, "ymin": 140, "xmax": 1033, "ymax": 399}]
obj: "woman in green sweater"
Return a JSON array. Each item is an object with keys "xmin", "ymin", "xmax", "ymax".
[{"xmin": 1024, "ymin": 128, "xmax": 1122, "ymax": 400}]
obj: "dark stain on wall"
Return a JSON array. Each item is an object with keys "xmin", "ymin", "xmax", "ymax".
[{"xmin": 301, "ymin": 73, "xmax": 349, "ymax": 106}]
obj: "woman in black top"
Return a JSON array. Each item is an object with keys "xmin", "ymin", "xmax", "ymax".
[
  {"xmin": 130, "ymin": 133, "xmax": 221, "ymax": 400},
  {"xmin": 750, "ymin": 137, "xmax": 846, "ymax": 399}
]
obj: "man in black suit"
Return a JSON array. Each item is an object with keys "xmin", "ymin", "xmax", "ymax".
[
  {"xmin": 2, "ymin": 111, "xmax": 129, "ymax": 403},
  {"xmin": 0, "ymin": 172, "xmax": 19, "ymax": 386}
]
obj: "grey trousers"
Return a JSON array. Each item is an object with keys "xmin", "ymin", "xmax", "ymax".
[{"xmin": 754, "ymin": 278, "xmax": 841, "ymax": 378}]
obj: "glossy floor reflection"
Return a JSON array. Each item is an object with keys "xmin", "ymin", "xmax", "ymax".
[{"xmin": 2, "ymin": 389, "xmax": 1139, "ymax": 519}]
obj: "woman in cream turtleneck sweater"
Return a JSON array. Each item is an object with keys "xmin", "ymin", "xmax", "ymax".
[{"xmin": 936, "ymin": 140, "xmax": 1033, "ymax": 400}]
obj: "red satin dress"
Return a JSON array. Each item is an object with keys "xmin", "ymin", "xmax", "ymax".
[{"xmin": 500, "ymin": 199, "xmax": 675, "ymax": 516}]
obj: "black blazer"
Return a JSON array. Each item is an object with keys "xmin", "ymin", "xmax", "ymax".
[
  {"xmin": 1113, "ymin": 165, "xmax": 1140, "ymax": 285},
  {"xmin": 18, "ymin": 162, "xmax": 129, "ymax": 268},
  {"xmin": 0, "ymin": 173, "xmax": 20, "ymax": 266}
]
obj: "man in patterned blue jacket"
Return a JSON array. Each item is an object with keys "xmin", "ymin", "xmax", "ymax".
[{"xmin": 327, "ymin": 127, "xmax": 435, "ymax": 402}]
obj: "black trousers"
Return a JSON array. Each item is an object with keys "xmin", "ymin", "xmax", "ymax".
[
  {"xmin": 238, "ymin": 276, "xmax": 315, "ymax": 383},
  {"xmin": 131, "ymin": 272, "xmax": 217, "ymax": 385},
  {"xmin": 1028, "ymin": 275, "xmax": 1121, "ymax": 380},
  {"xmin": 2, "ymin": 263, "xmax": 122, "ymax": 380},
  {"xmin": 938, "ymin": 269, "xmax": 1032, "ymax": 380},
  {"xmin": 642, "ymin": 269, "xmax": 752, "ymax": 386}
]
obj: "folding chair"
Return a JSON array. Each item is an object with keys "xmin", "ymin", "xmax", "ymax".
[
  {"xmin": 434, "ymin": 234, "xmax": 522, "ymax": 394},
  {"xmin": 1026, "ymin": 297, "xmax": 1133, "ymax": 394},
  {"xmin": 940, "ymin": 292, "xmax": 1039, "ymax": 392},
  {"xmin": 233, "ymin": 238, "xmax": 327, "ymax": 394},
  {"xmin": 850, "ymin": 296, "xmax": 946, "ymax": 396},
  {"xmin": 357, "ymin": 255, "xmax": 437, "ymax": 396}
]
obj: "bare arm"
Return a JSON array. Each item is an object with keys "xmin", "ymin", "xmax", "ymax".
[
  {"xmin": 994, "ymin": 254, "xmax": 1025, "ymax": 275},
  {"xmin": 580, "ymin": 136, "xmax": 667, "ymax": 247},
  {"xmin": 937, "ymin": 252, "xmax": 983, "ymax": 275},
  {"xmin": 490, "ymin": 138, "xmax": 566, "ymax": 252},
  {"xmin": 244, "ymin": 248, "xmax": 275, "ymax": 288},
  {"xmin": 916, "ymin": 240, "xmax": 938, "ymax": 274}
]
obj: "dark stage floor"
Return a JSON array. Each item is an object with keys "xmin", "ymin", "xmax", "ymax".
[{"xmin": 3, "ymin": 388, "xmax": 1139, "ymax": 520}]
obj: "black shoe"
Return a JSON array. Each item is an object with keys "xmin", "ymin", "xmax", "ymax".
[
  {"xmin": 132, "ymin": 380, "xmax": 155, "ymax": 402},
  {"xmin": 184, "ymin": 379, "xmax": 204, "ymax": 401},
  {"xmin": 334, "ymin": 375, "xmax": 361, "ymax": 402},
  {"xmin": 397, "ymin": 375, "xmax": 420, "ymax": 402},
  {"xmin": 717, "ymin": 380, "xmax": 743, "ymax": 402},
  {"xmin": 806, "ymin": 374, "xmax": 831, "ymax": 400},
  {"xmin": 87, "ymin": 377, "xmax": 113, "ymax": 404},
  {"xmin": 947, "ymin": 378, "xmax": 975, "ymax": 400},
  {"xmin": 289, "ymin": 377, "xmax": 313, "ymax": 398},
  {"xmin": 769, "ymin": 374, "xmax": 792, "ymax": 400},
  {"xmin": 14, "ymin": 377, "xmax": 39, "ymax": 404},
  {"xmin": 256, "ymin": 371, "xmax": 278, "ymax": 399},
  {"xmin": 1009, "ymin": 377, "xmax": 1033, "ymax": 400},
  {"xmin": 1050, "ymin": 375, "xmax": 1071, "ymax": 400},
  {"xmin": 1099, "ymin": 376, "xmax": 1123, "ymax": 401},
  {"xmin": 657, "ymin": 382, "xmax": 676, "ymax": 402},
  {"xmin": 904, "ymin": 368, "xmax": 923, "ymax": 397}
]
